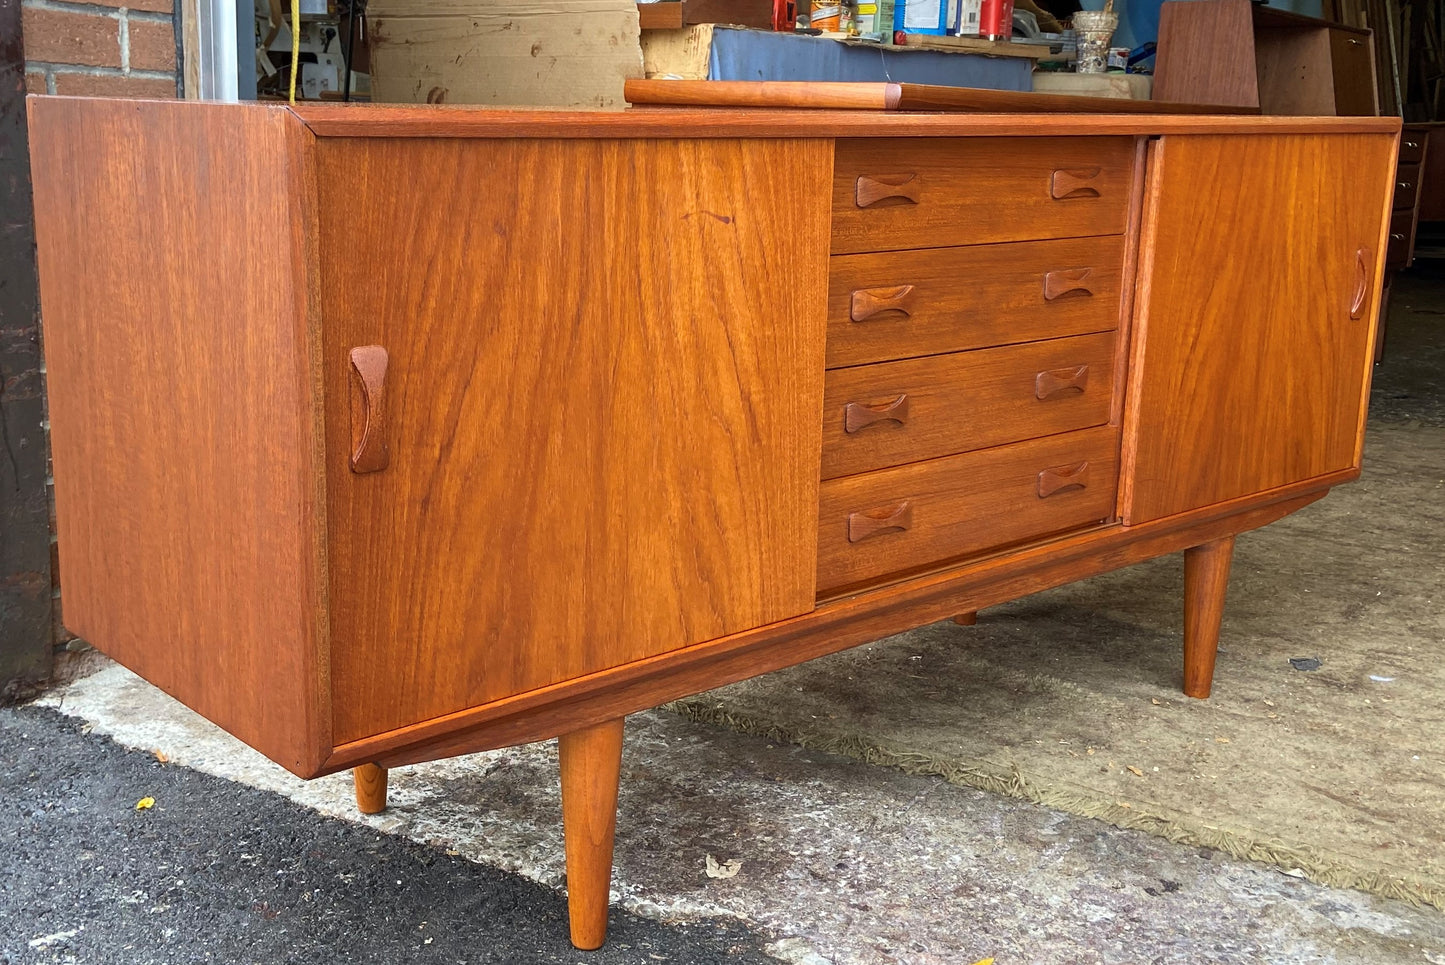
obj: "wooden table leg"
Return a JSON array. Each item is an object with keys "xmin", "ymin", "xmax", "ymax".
[
  {"xmin": 353, "ymin": 763, "xmax": 388, "ymax": 814},
  {"xmin": 1183, "ymin": 535, "xmax": 1235, "ymax": 699},
  {"xmin": 559, "ymin": 717, "xmax": 625, "ymax": 950},
  {"xmin": 952, "ymin": 611, "xmax": 978, "ymax": 626}
]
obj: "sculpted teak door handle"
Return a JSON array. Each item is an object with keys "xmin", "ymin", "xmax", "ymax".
[
  {"xmin": 1037, "ymin": 461, "xmax": 1089, "ymax": 498},
  {"xmin": 856, "ymin": 174, "xmax": 921, "ymax": 208},
  {"xmin": 1043, "ymin": 268, "xmax": 1095, "ymax": 300},
  {"xmin": 848, "ymin": 502, "xmax": 913, "ymax": 542},
  {"xmin": 1051, "ymin": 168, "xmax": 1103, "ymax": 200},
  {"xmin": 850, "ymin": 285, "xmax": 917, "ymax": 321},
  {"xmin": 349, "ymin": 345, "xmax": 390, "ymax": 474},
  {"xmin": 1350, "ymin": 247, "xmax": 1371, "ymax": 320},
  {"xmin": 1035, "ymin": 365, "xmax": 1090, "ymax": 400},
  {"xmin": 844, "ymin": 394, "xmax": 910, "ymax": 433}
]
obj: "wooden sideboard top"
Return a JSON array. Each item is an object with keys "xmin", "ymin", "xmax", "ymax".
[
  {"xmin": 292, "ymin": 101, "xmax": 1401, "ymax": 138},
  {"xmin": 26, "ymin": 94, "xmax": 1399, "ymax": 140}
]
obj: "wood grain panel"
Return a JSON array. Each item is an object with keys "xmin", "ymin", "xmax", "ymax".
[
  {"xmin": 817, "ymin": 426, "xmax": 1120, "ymax": 595},
  {"xmin": 319, "ymin": 137, "xmax": 830, "ymax": 743},
  {"xmin": 826, "ymin": 237, "xmax": 1124, "ymax": 368},
  {"xmin": 822, "ymin": 333, "xmax": 1116, "ymax": 479},
  {"xmin": 1122, "ymin": 133, "xmax": 1396, "ymax": 524},
  {"xmin": 831, "ymin": 137, "xmax": 1135, "ymax": 254},
  {"xmin": 27, "ymin": 98, "xmax": 330, "ymax": 776}
]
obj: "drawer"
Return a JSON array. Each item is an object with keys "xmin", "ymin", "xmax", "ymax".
[
  {"xmin": 821, "ymin": 332, "xmax": 1116, "ymax": 480},
  {"xmin": 817, "ymin": 426, "xmax": 1119, "ymax": 595},
  {"xmin": 1386, "ymin": 208, "xmax": 1416, "ymax": 269},
  {"xmin": 1394, "ymin": 163, "xmax": 1421, "ymax": 212},
  {"xmin": 1399, "ymin": 131, "xmax": 1428, "ymax": 165},
  {"xmin": 827, "ymin": 237, "xmax": 1124, "ymax": 368},
  {"xmin": 831, "ymin": 137, "xmax": 1135, "ymax": 255}
]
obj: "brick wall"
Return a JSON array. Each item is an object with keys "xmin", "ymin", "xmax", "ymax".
[{"xmin": 22, "ymin": 0, "xmax": 179, "ymax": 99}]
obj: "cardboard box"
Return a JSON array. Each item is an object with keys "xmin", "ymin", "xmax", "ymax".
[{"xmin": 369, "ymin": 0, "xmax": 643, "ymax": 107}]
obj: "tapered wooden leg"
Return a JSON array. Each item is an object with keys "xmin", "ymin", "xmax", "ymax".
[
  {"xmin": 1183, "ymin": 535, "xmax": 1236, "ymax": 699},
  {"xmin": 952, "ymin": 611, "xmax": 978, "ymax": 626},
  {"xmin": 559, "ymin": 717, "xmax": 625, "ymax": 951},
  {"xmin": 353, "ymin": 763, "xmax": 388, "ymax": 814}
]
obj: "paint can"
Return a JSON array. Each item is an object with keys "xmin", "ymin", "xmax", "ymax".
[{"xmin": 811, "ymin": 0, "xmax": 846, "ymax": 30}]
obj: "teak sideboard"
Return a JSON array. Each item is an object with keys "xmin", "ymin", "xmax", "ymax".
[{"xmin": 27, "ymin": 97, "xmax": 1399, "ymax": 949}]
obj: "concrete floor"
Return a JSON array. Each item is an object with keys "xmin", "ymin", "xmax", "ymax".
[{"xmin": 11, "ymin": 271, "xmax": 1445, "ymax": 964}]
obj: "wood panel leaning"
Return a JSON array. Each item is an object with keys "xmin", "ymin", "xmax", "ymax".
[{"xmin": 26, "ymin": 96, "xmax": 1399, "ymax": 950}]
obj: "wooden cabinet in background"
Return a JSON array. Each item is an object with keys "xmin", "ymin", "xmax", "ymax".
[
  {"xmin": 27, "ymin": 96, "xmax": 1399, "ymax": 951},
  {"xmin": 1155, "ymin": 0, "xmax": 1379, "ymax": 116}
]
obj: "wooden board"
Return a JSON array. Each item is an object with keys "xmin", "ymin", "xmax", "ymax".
[
  {"xmin": 367, "ymin": 0, "xmax": 643, "ymax": 108},
  {"xmin": 895, "ymin": 36, "xmax": 1055, "ymax": 60},
  {"xmin": 1153, "ymin": 0, "xmax": 1261, "ymax": 109},
  {"xmin": 1121, "ymin": 133, "xmax": 1397, "ymax": 524},
  {"xmin": 638, "ymin": 2, "xmax": 684, "ymax": 29},
  {"xmin": 27, "ymin": 98, "xmax": 331, "ymax": 776},
  {"xmin": 318, "ymin": 136, "xmax": 831, "ymax": 743},
  {"xmin": 623, "ymin": 79, "xmax": 1263, "ymax": 114}
]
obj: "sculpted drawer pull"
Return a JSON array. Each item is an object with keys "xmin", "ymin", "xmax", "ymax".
[
  {"xmin": 1037, "ymin": 461, "xmax": 1089, "ymax": 498},
  {"xmin": 848, "ymin": 501, "xmax": 914, "ymax": 543},
  {"xmin": 855, "ymin": 174, "xmax": 921, "ymax": 208},
  {"xmin": 1050, "ymin": 168, "xmax": 1103, "ymax": 200},
  {"xmin": 1035, "ymin": 365, "xmax": 1090, "ymax": 400},
  {"xmin": 349, "ymin": 345, "xmax": 390, "ymax": 474},
  {"xmin": 844, "ymin": 394, "xmax": 910, "ymax": 433},
  {"xmin": 1350, "ymin": 247, "xmax": 1370, "ymax": 320},
  {"xmin": 850, "ymin": 285, "xmax": 917, "ymax": 321},
  {"xmin": 1043, "ymin": 267, "xmax": 1095, "ymax": 301}
]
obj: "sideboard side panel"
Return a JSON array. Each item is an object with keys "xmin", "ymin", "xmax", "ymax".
[
  {"xmin": 28, "ymin": 98, "xmax": 332, "ymax": 776},
  {"xmin": 319, "ymin": 137, "xmax": 830, "ymax": 744},
  {"xmin": 1121, "ymin": 132, "xmax": 1397, "ymax": 524}
]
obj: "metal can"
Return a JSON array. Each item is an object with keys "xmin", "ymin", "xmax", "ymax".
[
  {"xmin": 811, "ymin": 0, "xmax": 845, "ymax": 30},
  {"xmin": 977, "ymin": 0, "xmax": 1014, "ymax": 40}
]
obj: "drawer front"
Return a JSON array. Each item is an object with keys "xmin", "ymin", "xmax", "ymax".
[
  {"xmin": 831, "ymin": 137, "xmax": 1135, "ymax": 254},
  {"xmin": 822, "ymin": 332, "xmax": 1116, "ymax": 479},
  {"xmin": 1394, "ymin": 163, "xmax": 1421, "ymax": 212},
  {"xmin": 827, "ymin": 237, "xmax": 1124, "ymax": 368},
  {"xmin": 1386, "ymin": 208, "xmax": 1416, "ymax": 269},
  {"xmin": 817, "ymin": 426, "xmax": 1119, "ymax": 595},
  {"xmin": 1400, "ymin": 130, "xmax": 1429, "ymax": 165}
]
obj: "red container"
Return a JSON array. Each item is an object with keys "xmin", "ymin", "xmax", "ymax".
[{"xmin": 978, "ymin": 0, "xmax": 1014, "ymax": 40}]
